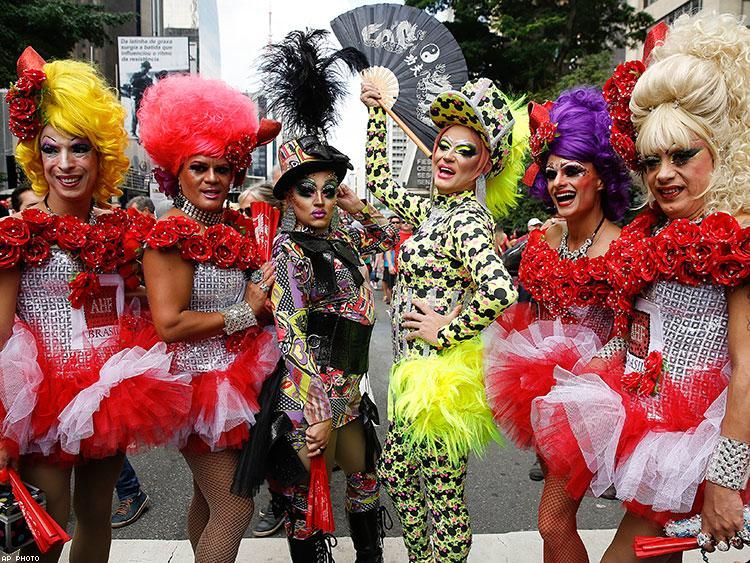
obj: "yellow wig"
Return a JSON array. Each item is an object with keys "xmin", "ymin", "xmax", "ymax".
[
  {"xmin": 486, "ymin": 94, "xmax": 529, "ymax": 220},
  {"xmin": 15, "ymin": 59, "xmax": 129, "ymax": 204}
]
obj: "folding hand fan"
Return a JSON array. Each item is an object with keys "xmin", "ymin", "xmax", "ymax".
[{"xmin": 331, "ymin": 3, "xmax": 468, "ymax": 155}]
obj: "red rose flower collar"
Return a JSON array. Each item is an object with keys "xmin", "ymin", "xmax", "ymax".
[
  {"xmin": 519, "ymin": 229, "xmax": 614, "ymax": 323},
  {"xmin": 606, "ymin": 208, "xmax": 750, "ymax": 317},
  {"xmin": 0, "ymin": 207, "xmax": 154, "ymax": 307},
  {"xmin": 144, "ymin": 208, "xmax": 261, "ymax": 270}
]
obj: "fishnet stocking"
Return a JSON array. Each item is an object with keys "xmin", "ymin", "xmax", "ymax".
[
  {"xmin": 186, "ymin": 478, "xmax": 209, "ymax": 552},
  {"xmin": 183, "ymin": 449, "xmax": 254, "ymax": 563},
  {"xmin": 538, "ymin": 474, "xmax": 588, "ymax": 563}
]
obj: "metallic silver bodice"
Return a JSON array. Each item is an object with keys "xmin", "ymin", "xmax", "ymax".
[
  {"xmin": 172, "ymin": 262, "xmax": 246, "ymax": 373},
  {"xmin": 391, "ymin": 285, "xmax": 472, "ymax": 361},
  {"xmin": 625, "ymin": 280, "xmax": 729, "ymax": 420},
  {"xmin": 566, "ymin": 305, "xmax": 614, "ymax": 345},
  {"xmin": 17, "ymin": 248, "xmax": 91, "ymax": 370}
]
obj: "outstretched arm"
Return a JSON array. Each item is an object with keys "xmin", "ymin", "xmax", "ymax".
[{"xmin": 362, "ymin": 83, "xmax": 430, "ymax": 226}]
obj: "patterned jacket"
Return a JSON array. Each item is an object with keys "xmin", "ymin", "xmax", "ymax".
[
  {"xmin": 366, "ymin": 106, "xmax": 517, "ymax": 361},
  {"xmin": 271, "ymin": 203, "xmax": 398, "ymax": 426}
]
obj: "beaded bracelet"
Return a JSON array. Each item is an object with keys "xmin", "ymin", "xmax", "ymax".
[
  {"xmin": 706, "ymin": 435, "xmax": 750, "ymax": 491},
  {"xmin": 221, "ymin": 301, "xmax": 257, "ymax": 335}
]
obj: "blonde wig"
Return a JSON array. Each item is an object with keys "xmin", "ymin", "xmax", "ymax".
[
  {"xmin": 15, "ymin": 59, "xmax": 129, "ymax": 204},
  {"xmin": 630, "ymin": 13, "xmax": 750, "ymax": 216}
]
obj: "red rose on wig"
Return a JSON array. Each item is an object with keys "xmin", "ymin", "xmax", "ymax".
[
  {"xmin": 137, "ymin": 74, "xmax": 260, "ymax": 177},
  {"xmin": 8, "ymin": 97, "xmax": 36, "ymax": 123},
  {"xmin": 14, "ymin": 69, "xmax": 45, "ymax": 95}
]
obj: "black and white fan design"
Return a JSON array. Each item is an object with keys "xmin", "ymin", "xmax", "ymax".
[{"xmin": 331, "ymin": 3, "xmax": 468, "ymax": 155}]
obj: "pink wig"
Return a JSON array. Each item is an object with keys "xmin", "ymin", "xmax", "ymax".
[{"xmin": 137, "ymin": 74, "xmax": 259, "ymax": 175}]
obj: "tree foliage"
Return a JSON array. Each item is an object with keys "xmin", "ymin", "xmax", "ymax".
[
  {"xmin": 407, "ymin": 0, "xmax": 652, "ymax": 95},
  {"xmin": 0, "ymin": 0, "xmax": 131, "ymax": 85}
]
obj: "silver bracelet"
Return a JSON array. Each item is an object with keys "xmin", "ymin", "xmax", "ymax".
[
  {"xmin": 221, "ymin": 301, "xmax": 257, "ymax": 335},
  {"xmin": 706, "ymin": 435, "xmax": 750, "ymax": 490}
]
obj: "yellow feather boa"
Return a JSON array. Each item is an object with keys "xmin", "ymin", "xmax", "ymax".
[{"xmin": 388, "ymin": 338, "xmax": 502, "ymax": 465}]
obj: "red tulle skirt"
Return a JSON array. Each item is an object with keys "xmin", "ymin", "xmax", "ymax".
[
  {"xmin": 180, "ymin": 326, "xmax": 281, "ymax": 454},
  {"xmin": 0, "ymin": 316, "xmax": 193, "ymax": 462},
  {"xmin": 483, "ymin": 302, "xmax": 603, "ymax": 450},
  {"xmin": 532, "ymin": 355, "xmax": 732, "ymax": 518}
]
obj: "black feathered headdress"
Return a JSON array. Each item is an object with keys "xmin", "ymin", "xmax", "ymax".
[{"xmin": 261, "ymin": 29, "xmax": 368, "ymax": 198}]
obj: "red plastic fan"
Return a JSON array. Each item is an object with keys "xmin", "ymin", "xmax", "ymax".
[
  {"xmin": 306, "ymin": 456, "xmax": 334, "ymax": 533},
  {"xmin": 250, "ymin": 202, "xmax": 280, "ymax": 262},
  {"xmin": 0, "ymin": 468, "xmax": 70, "ymax": 553},
  {"xmin": 633, "ymin": 535, "xmax": 698, "ymax": 558}
]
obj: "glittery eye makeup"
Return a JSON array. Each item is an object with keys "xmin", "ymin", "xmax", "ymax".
[
  {"xmin": 438, "ymin": 137, "xmax": 478, "ymax": 158},
  {"xmin": 639, "ymin": 146, "xmax": 703, "ymax": 172},
  {"xmin": 544, "ymin": 162, "xmax": 588, "ymax": 181},
  {"xmin": 294, "ymin": 177, "xmax": 338, "ymax": 199},
  {"xmin": 40, "ymin": 136, "xmax": 94, "ymax": 158}
]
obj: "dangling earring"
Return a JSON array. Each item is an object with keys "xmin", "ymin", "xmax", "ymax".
[
  {"xmin": 330, "ymin": 207, "xmax": 340, "ymax": 231},
  {"xmin": 281, "ymin": 206, "xmax": 296, "ymax": 231},
  {"xmin": 476, "ymin": 174, "xmax": 487, "ymax": 209}
]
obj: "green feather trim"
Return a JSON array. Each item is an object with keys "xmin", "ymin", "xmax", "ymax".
[
  {"xmin": 388, "ymin": 338, "xmax": 503, "ymax": 465},
  {"xmin": 486, "ymin": 94, "xmax": 530, "ymax": 220}
]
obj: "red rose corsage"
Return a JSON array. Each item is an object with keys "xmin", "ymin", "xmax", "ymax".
[
  {"xmin": 6, "ymin": 67, "xmax": 46, "ymax": 141},
  {"xmin": 604, "ymin": 209, "xmax": 750, "ymax": 317},
  {"xmin": 621, "ymin": 350, "xmax": 664, "ymax": 396},
  {"xmin": 529, "ymin": 121, "xmax": 558, "ymax": 164},
  {"xmin": 0, "ymin": 208, "xmax": 154, "ymax": 306},
  {"xmin": 602, "ymin": 60, "xmax": 645, "ymax": 171},
  {"xmin": 145, "ymin": 211, "xmax": 261, "ymax": 271}
]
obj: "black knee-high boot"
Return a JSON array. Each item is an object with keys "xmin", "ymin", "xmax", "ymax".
[
  {"xmin": 288, "ymin": 532, "xmax": 337, "ymax": 563},
  {"xmin": 347, "ymin": 508, "xmax": 386, "ymax": 563}
]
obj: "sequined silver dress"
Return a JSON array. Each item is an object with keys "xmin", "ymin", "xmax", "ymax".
[
  {"xmin": 172, "ymin": 263, "xmax": 245, "ymax": 373},
  {"xmin": 171, "ymin": 262, "xmax": 280, "ymax": 452},
  {"xmin": 533, "ymin": 278, "xmax": 735, "ymax": 513}
]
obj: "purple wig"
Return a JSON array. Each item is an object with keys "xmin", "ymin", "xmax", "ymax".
[{"xmin": 530, "ymin": 87, "xmax": 631, "ymax": 221}]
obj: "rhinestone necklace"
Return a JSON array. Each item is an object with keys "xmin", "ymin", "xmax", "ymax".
[
  {"xmin": 558, "ymin": 215, "xmax": 606, "ymax": 260},
  {"xmin": 44, "ymin": 194, "xmax": 96, "ymax": 225},
  {"xmin": 173, "ymin": 193, "xmax": 223, "ymax": 226}
]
